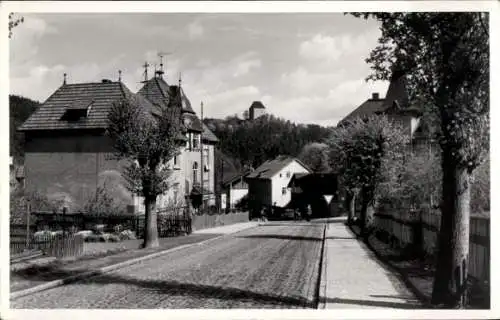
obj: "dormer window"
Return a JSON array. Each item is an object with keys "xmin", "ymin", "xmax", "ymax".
[{"xmin": 61, "ymin": 99, "xmax": 93, "ymax": 122}]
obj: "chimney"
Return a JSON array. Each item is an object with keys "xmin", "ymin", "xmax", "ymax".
[
  {"xmin": 372, "ymin": 92, "xmax": 380, "ymax": 100},
  {"xmin": 102, "ymin": 79, "xmax": 112, "ymax": 83}
]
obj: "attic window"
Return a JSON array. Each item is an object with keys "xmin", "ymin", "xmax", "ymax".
[{"xmin": 61, "ymin": 99, "xmax": 94, "ymax": 122}]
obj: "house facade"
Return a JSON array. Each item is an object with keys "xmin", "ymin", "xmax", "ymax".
[
  {"xmin": 221, "ymin": 170, "xmax": 251, "ymax": 211},
  {"xmin": 245, "ymin": 156, "xmax": 310, "ymax": 216},
  {"xmin": 18, "ymin": 71, "xmax": 218, "ymax": 214}
]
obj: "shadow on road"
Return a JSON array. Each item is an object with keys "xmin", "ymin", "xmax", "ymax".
[
  {"xmin": 324, "ymin": 236, "xmax": 357, "ymax": 240},
  {"xmin": 236, "ymin": 234, "xmax": 323, "ymax": 242},
  {"xmin": 325, "ymin": 297, "xmax": 422, "ymax": 309},
  {"xmin": 12, "ymin": 265, "xmax": 316, "ymax": 308},
  {"xmin": 259, "ymin": 223, "xmax": 320, "ymax": 227}
]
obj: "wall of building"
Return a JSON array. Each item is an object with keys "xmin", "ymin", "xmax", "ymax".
[
  {"xmin": 270, "ymin": 161, "xmax": 310, "ymax": 208},
  {"xmin": 24, "ymin": 132, "xmax": 133, "ymax": 212},
  {"xmin": 228, "ymin": 187, "xmax": 248, "ymax": 209},
  {"xmin": 24, "ymin": 131, "xmax": 209, "ymax": 214}
]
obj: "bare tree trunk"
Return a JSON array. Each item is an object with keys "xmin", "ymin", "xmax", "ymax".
[
  {"xmin": 142, "ymin": 196, "xmax": 159, "ymax": 249},
  {"xmin": 359, "ymin": 187, "xmax": 375, "ymax": 236},
  {"xmin": 347, "ymin": 191, "xmax": 356, "ymax": 225},
  {"xmin": 431, "ymin": 151, "xmax": 471, "ymax": 308}
]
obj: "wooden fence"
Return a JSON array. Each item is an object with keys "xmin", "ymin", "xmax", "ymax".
[
  {"xmin": 373, "ymin": 210, "xmax": 490, "ymax": 283},
  {"xmin": 10, "ymin": 234, "xmax": 85, "ymax": 259}
]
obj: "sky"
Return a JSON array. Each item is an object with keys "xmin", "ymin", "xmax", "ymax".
[{"xmin": 9, "ymin": 13, "xmax": 389, "ymax": 127}]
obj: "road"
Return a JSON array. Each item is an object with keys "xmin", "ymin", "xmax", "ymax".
[{"xmin": 11, "ymin": 221, "xmax": 325, "ymax": 309}]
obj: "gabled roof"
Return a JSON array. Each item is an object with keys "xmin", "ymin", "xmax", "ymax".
[
  {"xmin": 223, "ymin": 169, "xmax": 253, "ymax": 186},
  {"xmin": 246, "ymin": 156, "xmax": 310, "ymax": 180},
  {"xmin": 339, "ymin": 71, "xmax": 422, "ymax": 126},
  {"xmin": 339, "ymin": 97, "xmax": 386, "ymax": 125},
  {"xmin": 18, "ymin": 81, "xmax": 157, "ymax": 131},
  {"xmin": 202, "ymin": 123, "xmax": 218, "ymax": 143},
  {"xmin": 250, "ymin": 101, "xmax": 266, "ymax": 110}
]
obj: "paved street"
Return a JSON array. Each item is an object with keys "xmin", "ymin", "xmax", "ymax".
[{"xmin": 11, "ymin": 222, "xmax": 324, "ymax": 309}]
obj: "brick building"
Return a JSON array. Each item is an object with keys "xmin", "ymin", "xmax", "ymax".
[{"xmin": 18, "ymin": 71, "xmax": 218, "ymax": 214}]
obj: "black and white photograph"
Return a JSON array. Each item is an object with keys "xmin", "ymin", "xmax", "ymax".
[{"xmin": 2, "ymin": 1, "xmax": 497, "ymax": 318}]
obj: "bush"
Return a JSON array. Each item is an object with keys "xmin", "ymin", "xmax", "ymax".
[{"xmin": 119, "ymin": 229, "xmax": 137, "ymax": 240}]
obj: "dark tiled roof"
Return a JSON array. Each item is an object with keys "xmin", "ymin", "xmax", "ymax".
[
  {"xmin": 202, "ymin": 123, "xmax": 218, "ymax": 143},
  {"xmin": 222, "ymin": 169, "xmax": 252, "ymax": 186},
  {"xmin": 339, "ymin": 98, "xmax": 386, "ymax": 125},
  {"xmin": 246, "ymin": 156, "xmax": 310, "ymax": 180},
  {"xmin": 339, "ymin": 72, "xmax": 421, "ymax": 126},
  {"xmin": 137, "ymin": 76, "xmax": 171, "ymax": 109},
  {"xmin": 382, "ymin": 71, "xmax": 410, "ymax": 111},
  {"xmin": 183, "ymin": 113, "xmax": 204, "ymax": 132},
  {"xmin": 18, "ymin": 81, "xmax": 157, "ymax": 131},
  {"xmin": 250, "ymin": 101, "xmax": 266, "ymax": 110},
  {"xmin": 138, "ymin": 77, "xmax": 195, "ymax": 114}
]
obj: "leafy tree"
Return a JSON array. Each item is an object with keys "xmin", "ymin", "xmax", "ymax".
[
  {"xmin": 204, "ymin": 115, "xmax": 332, "ymax": 168},
  {"xmin": 9, "ymin": 13, "xmax": 24, "ymax": 39},
  {"xmin": 352, "ymin": 12, "xmax": 489, "ymax": 307},
  {"xmin": 10, "ymin": 95, "xmax": 40, "ymax": 161},
  {"xmin": 107, "ymin": 94, "xmax": 182, "ymax": 248},
  {"xmin": 327, "ymin": 115, "xmax": 407, "ymax": 233},
  {"xmin": 298, "ymin": 142, "xmax": 331, "ymax": 173}
]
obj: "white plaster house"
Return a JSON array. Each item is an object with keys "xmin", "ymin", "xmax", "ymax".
[{"xmin": 245, "ymin": 156, "xmax": 311, "ymax": 212}]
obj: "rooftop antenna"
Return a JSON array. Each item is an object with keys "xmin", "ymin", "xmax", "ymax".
[
  {"xmin": 156, "ymin": 51, "xmax": 171, "ymax": 78},
  {"xmin": 118, "ymin": 70, "xmax": 122, "ymax": 82},
  {"xmin": 63, "ymin": 73, "xmax": 67, "ymax": 85},
  {"xmin": 141, "ymin": 61, "xmax": 150, "ymax": 83},
  {"xmin": 178, "ymin": 71, "xmax": 182, "ymax": 89}
]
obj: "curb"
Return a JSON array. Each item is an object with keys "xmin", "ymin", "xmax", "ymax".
[
  {"xmin": 11, "ymin": 223, "xmax": 259, "ymax": 300},
  {"xmin": 317, "ymin": 223, "xmax": 328, "ymax": 309},
  {"xmin": 346, "ymin": 224, "xmax": 433, "ymax": 308}
]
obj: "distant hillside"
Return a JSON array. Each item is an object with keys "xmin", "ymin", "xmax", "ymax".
[
  {"xmin": 204, "ymin": 114, "xmax": 333, "ymax": 169},
  {"xmin": 10, "ymin": 95, "xmax": 40, "ymax": 162}
]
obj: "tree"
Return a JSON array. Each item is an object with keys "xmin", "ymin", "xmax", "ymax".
[
  {"xmin": 298, "ymin": 142, "xmax": 330, "ymax": 173},
  {"xmin": 351, "ymin": 12, "xmax": 489, "ymax": 308},
  {"xmin": 9, "ymin": 13, "xmax": 24, "ymax": 39},
  {"xmin": 9, "ymin": 95, "xmax": 40, "ymax": 161},
  {"xmin": 327, "ymin": 115, "xmax": 407, "ymax": 233},
  {"xmin": 107, "ymin": 94, "xmax": 182, "ymax": 248}
]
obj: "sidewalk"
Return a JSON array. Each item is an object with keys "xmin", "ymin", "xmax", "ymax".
[
  {"xmin": 11, "ymin": 221, "xmax": 259, "ymax": 294},
  {"xmin": 193, "ymin": 221, "xmax": 260, "ymax": 234},
  {"xmin": 319, "ymin": 218, "xmax": 423, "ymax": 309}
]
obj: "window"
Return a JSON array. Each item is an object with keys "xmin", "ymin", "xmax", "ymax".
[
  {"xmin": 286, "ymin": 171, "xmax": 291, "ymax": 178},
  {"xmin": 282, "ymin": 187, "xmax": 287, "ymax": 195},
  {"xmin": 193, "ymin": 162, "xmax": 199, "ymax": 184},
  {"xmin": 279, "ymin": 173, "xmax": 282, "ymax": 177},
  {"xmin": 203, "ymin": 153, "xmax": 209, "ymax": 172},
  {"xmin": 173, "ymin": 155, "xmax": 178, "ymax": 166},
  {"xmin": 193, "ymin": 133, "xmax": 199, "ymax": 150}
]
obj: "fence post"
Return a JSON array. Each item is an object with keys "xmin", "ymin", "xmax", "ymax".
[{"xmin": 26, "ymin": 202, "xmax": 31, "ymax": 249}]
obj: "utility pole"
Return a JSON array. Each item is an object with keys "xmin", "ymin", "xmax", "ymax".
[{"xmin": 200, "ymin": 101, "xmax": 204, "ymax": 213}]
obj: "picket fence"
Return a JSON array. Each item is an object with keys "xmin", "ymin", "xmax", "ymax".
[
  {"xmin": 10, "ymin": 234, "xmax": 85, "ymax": 259},
  {"xmin": 374, "ymin": 210, "xmax": 490, "ymax": 283}
]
